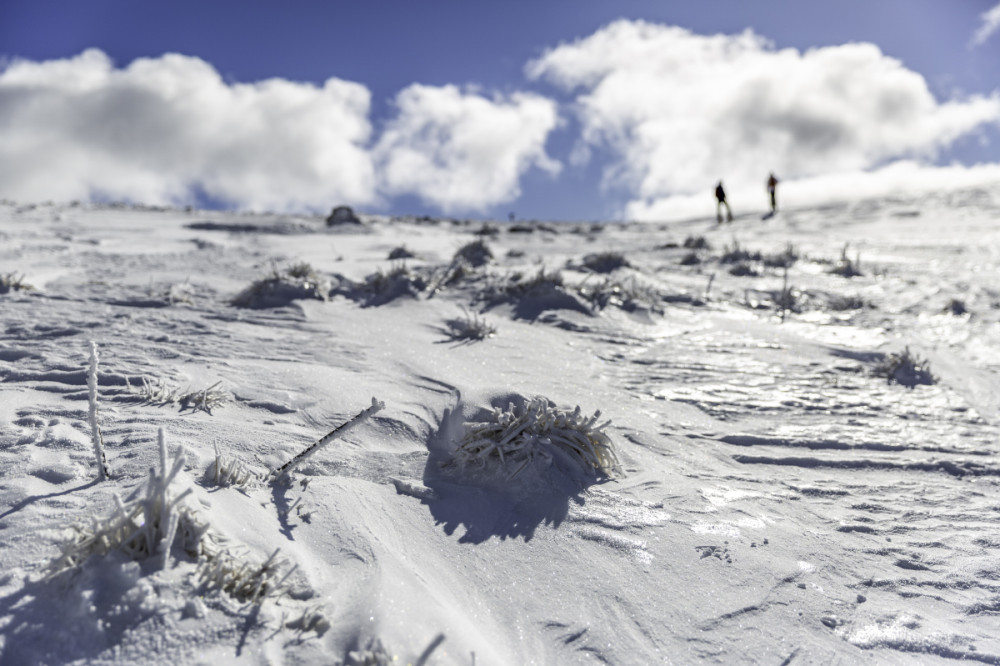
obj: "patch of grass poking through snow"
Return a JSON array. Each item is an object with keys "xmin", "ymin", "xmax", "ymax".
[
  {"xmin": 126, "ymin": 376, "xmax": 229, "ymax": 413},
  {"xmin": 50, "ymin": 429, "xmax": 298, "ymax": 605},
  {"xmin": 0, "ymin": 272, "xmax": 35, "ymax": 293},
  {"xmin": 580, "ymin": 251, "xmax": 630, "ymax": 273},
  {"xmin": 206, "ymin": 443, "xmax": 264, "ymax": 488},
  {"xmin": 453, "ymin": 398, "xmax": 622, "ymax": 480},
  {"xmin": 444, "ymin": 308, "xmax": 497, "ymax": 342},
  {"xmin": 232, "ymin": 262, "xmax": 329, "ymax": 308},
  {"xmin": 871, "ymin": 347, "xmax": 935, "ymax": 389},
  {"xmin": 454, "ymin": 239, "xmax": 493, "ymax": 267}
]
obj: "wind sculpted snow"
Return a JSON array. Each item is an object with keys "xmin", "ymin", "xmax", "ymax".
[{"xmin": 1, "ymin": 191, "xmax": 1000, "ymax": 664}]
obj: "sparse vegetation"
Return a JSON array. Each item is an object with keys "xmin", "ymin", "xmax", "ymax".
[
  {"xmin": 829, "ymin": 243, "xmax": 863, "ymax": 278},
  {"xmin": 454, "ymin": 239, "xmax": 493, "ymax": 267},
  {"xmin": 871, "ymin": 347, "xmax": 935, "ymax": 388},
  {"xmin": 361, "ymin": 262, "xmax": 428, "ymax": 305},
  {"xmin": 720, "ymin": 240, "xmax": 762, "ymax": 264},
  {"xmin": 581, "ymin": 251, "xmax": 630, "ymax": 273},
  {"xmin": 763, "ymin": 243, "xmax": 799, "ymax": 269},
  {"xmin": 450, "ymin": 397, "xmax": 621, "ymax": 480},
  {"xmin": 0, "ymin": 272, "xmax": 34, "ymax": 294},
  {"xmin": 127, "ymin": 376, "xmax": 228, "ymax": 413},
  {"xmin": 388, "ymin": 245, "xmax": 416, "ymax": 260},
  {"xmin": 683, "ymin": 236, "xmax": 710, "ymax": 250},
  {"xmin": 444, "ymin": 308, "xmax": 497, "ymax": 342},
  {"xmin": 232, "ymin": 262, "xmax": 329, "ymax": 308}
]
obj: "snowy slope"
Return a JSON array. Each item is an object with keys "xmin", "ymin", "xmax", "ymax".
[{"xmin": 1, "ymin": 188, "xmax": 1000, "ymax": 665}]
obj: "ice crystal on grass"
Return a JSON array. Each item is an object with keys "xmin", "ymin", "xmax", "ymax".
[
  {"xmin": 361, "ymin": 263, "xmax": 427, "ymax": 305},
  {"xmin": 452, "ymin": 397, "xmax": 621, "ymax": 480},
  {"xmin": 232, "ymin": 262, "xmax": 329, "ymax": 308},
  {"xmin": 871, "ymin": 347, "xmax": 935, "ymax": 388}
]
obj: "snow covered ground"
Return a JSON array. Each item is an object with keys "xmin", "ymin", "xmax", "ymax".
[{"xmin": 1, "ymin": 188, "xmax": 999, "ymax": 665}]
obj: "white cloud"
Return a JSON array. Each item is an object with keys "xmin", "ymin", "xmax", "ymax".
[
  {"xmin": 527, "ymin": 20, "xmax": 1000, "ymax": 219},
  {"xmin": 374, "ymin": 84, "xmax": 561, "ymax": 213},
  {"xmin": 971, "ymin": 3, "xmax": 1000, "ymax": 47},
  {"xmin": 0, "ymin": 49, "xmax": 376, "ymax": 211}
]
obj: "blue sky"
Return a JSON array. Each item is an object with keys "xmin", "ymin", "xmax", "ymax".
[{"xmin": 2, "ymin": 1, "xmax": 1000, "ymax": 221}]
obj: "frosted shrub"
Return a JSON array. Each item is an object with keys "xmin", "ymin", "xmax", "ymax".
[
  {"xmin": 579, "ymin": 276, "xmax": 665, "ymax": 314},
  {"xmin": 452, "ymin": 397, "xmax": 621, "ymax": 480},
  {"xmin": 872, "ymin": 347, "xmax": 935, "ymax": 388},
  {"xmin": 829, "ymin": 243, "xmax": 863, "ymax": 278},
  {"xmin": 387, "ymin": 245, "xmax": 416, "ymax": 260},
  {"xmin": 232, "ymin": 262, "xmax": 329, "ymax": 308}
]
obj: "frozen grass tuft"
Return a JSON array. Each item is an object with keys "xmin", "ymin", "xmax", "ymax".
[
  {"xmin": 50, "ymin": 429, "xmax": 297, "ymax": 604},
  {"xmin": 0, "ymin": 272, "xmax": 35, "ymax": 293},
  {"xmin": 454, "ymin": 239, "xmax": 493, "ymax": 267},
  {"xmin": 581, "ymin": 251, "xmax": 630, "ymax": 273},
  {"xmin": 49, "ymin": 429, "xmax": 207, "ymax": 577},
  {"xmin": 127, "ymin": 376, "xmax": 228, "ymax": 413},
  {"xmin": 232, "ymin": 262, "xmax": 329, "ymax": 308},
  {"xmin": 871, "ymin": 347, "xmax": 935, "ymax": 388},
  {"xmin": 444, "ymin": 308, "xmax": 497, "ymax": 342},
  {"xmin": 452, "ymin": 397, "xmax": 621, "ymax": 480},
  {"xmin": 362, "ymin": 263, "xmax": 427, "ymax": 305},
  {"xmin": 387, "ymin": 245, "xmax": 416, "ymax": 260},
  {"xmin": 829, "ymin": 244, "xmax": 864, "ymax": 278},
  {"xmin": 206, "ymin": 443, "xmax": 263, "ymax": 488}
]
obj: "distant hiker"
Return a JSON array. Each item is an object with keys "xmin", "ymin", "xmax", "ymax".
[
  {"xmin": 766, "ymin": 173, "xmax": 779, "ymax": 213},
  {"xmin": 715, "ymin": 181, "xmax": 733, "ymax": 223}
]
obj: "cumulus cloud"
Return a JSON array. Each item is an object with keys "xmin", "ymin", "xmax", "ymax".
[
  {"xmin": 374, "ymin": 84, "xmax": 561, "ymax": 213},
  {"xmin": 971, "ymin": 3, "xmax": 1000, "ymax": 47},
  {"xmin": 0, "ymin": 49, "xmax": 376, "ymax": 211},
  {"xmin": 527, "ymin": 20, "xmax": 1000, "ymax": 220}
]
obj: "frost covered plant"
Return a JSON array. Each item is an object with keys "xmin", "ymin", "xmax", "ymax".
[
  {"xmin": 387, "ymin": 245, "xmax": 416, "ymax": 260},
  {"xmin": 362, "ymin": 263, "xmax": 427, "ymax": 305},
  {"xmin": 444, "ymin": 308, "xmax": 497, "ymax": 342},
  {"xmin": 720, "ymin": 240, "xmax": 762, "ymax": 264},
  {"xmin": 49, "ymin": 429, "xmax": 207, "ymax": 577},
  {"xmin": 763, "ymin": 243, "xmax": 799, "ymax": 269},
  {"xmin": 0, "ymin": 272, "xmax": 35, "ymax": 293},
  {"xmin": 232, "ymin": 262, "xmax": 329, "ymax": 308},
  {"xmin": 87, "ymin": 341, "xmax": 111, "ymax": 481},
  {"xmin": 581, "ymin": 251, "xmax": 630, "ymax": 273},
  {"xmin": 578, "ymin": 276, "xmax": 664, "ymax": 314},
  {"xmin": 452, "ymin": 398, "xmax": 621, "ymax": 480},
  {"xmin": 829, "ymin": 243, "xmax": 863, "ymax": 278},
  {"xmin": 454, "ymin": 239, "xmax": 493, "ymax": 267},
  {"xmin": 271, "ymin": 398, "xmax": 385, "ymax": 482},
  {"xmin": 51, "ymin": 430, "xmax": 296, "ymax": 604},
  {"xmin": 871, "ymin": 347, "xmax": 935, "ymax": 388},
  {"xmin": 127, "ymin": 377, "xmax": 228, "ymax": 413},
  {"xmin": 206, "ymin": 443, "xmax": 262, "ymax": 488}
]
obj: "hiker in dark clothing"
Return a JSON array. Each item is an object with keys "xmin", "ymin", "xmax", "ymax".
[
  {"xmin": 715, "ymin": 181, "xmax": 733, "ymax": 223},
  {"xmin": 766, "ymin": 173, "xmax": 779, "ymax": 213}
]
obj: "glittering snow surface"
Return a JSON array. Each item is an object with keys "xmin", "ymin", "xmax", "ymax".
[{"xmin": 2, "ymin": 189, "xmax": 1000, "ymax": 665}]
